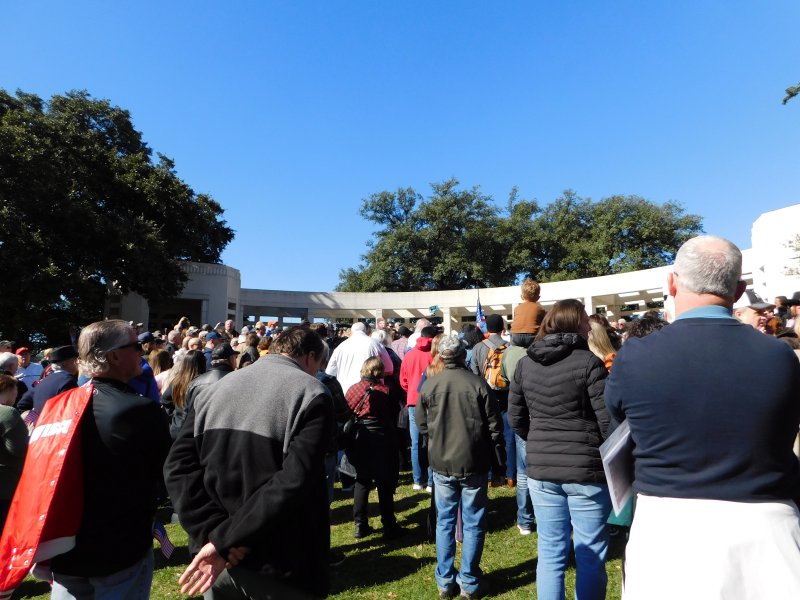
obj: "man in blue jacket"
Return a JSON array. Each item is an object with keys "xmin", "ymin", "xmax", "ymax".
[
  {"xmin": 17, "ymin": 345, "xmax": 78, "ymax": 415},
  {"xmin": 605, "ymin": 235, "xmax": 800, "ymax": 598}
]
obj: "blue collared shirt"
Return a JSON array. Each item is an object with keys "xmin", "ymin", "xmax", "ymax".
[{"xmin": 674, "ymin": 305, "xmax": 735, "ymax": 321}]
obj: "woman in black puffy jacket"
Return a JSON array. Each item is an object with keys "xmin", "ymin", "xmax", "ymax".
[{"xmin": 508, "ymin": 298, "xmax": 611, "ymax": 600}]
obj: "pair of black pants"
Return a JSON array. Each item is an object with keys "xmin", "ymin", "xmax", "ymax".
[
  {"xmin": 205, "ymin": 567, "xmax": 319, "ymax": 600},
  {"xmin": 353, "ymin": 477, "xmax": 397, "ymax": 528}
]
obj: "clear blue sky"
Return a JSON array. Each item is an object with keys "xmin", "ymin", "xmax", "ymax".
[{"xmin": 4, "ymin": 2, "xmax": 799, "ymax": 291}]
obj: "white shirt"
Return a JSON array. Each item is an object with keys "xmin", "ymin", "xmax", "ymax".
[{"xmin": 325, "ymin": 331, "xmax": 393, "ymax": 394}]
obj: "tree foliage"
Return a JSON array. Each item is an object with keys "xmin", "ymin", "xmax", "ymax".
[
  {"xmin": 0, "ymin": 89, "xmax": 234, "ymax": 344},
  {"xmin": 337, "ymin": 180, "xmax": 702, "ymax": 292},
  {"xmin": 783, "ymin": 82, "xmax": 800, "ymax": 105}
]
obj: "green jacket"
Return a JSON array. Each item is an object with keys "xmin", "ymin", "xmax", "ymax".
[{"xmin": 417, "ymin": 363, "xmax": 505, "ymax": 477}]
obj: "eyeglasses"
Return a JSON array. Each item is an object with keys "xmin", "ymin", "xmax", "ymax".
[{"xmin": 111, "ymin": 341, "xmax": 141, "ymax": 352}]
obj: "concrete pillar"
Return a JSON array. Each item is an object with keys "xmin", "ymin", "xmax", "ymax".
[
  {"xmin": 584, "ymin": 295, "xmax": 594, "ymax": 316},
  {"xmin": 442, "ymin": 307, "xmax": 452, "ymax": 335}
]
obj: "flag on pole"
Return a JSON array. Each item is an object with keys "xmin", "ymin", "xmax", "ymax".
[{"xmin": 476, "ymin": 291, "xmax": 487, "ymax": 334}]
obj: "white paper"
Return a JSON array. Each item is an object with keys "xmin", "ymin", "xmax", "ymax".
[{"xmin": 600, "ymin": 419, "xmax": 635, "ymax": 515}]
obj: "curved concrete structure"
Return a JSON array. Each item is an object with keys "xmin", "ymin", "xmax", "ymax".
[{"xmin": 111, "ymin": 205, "xmax": 800, "ymax": 334}]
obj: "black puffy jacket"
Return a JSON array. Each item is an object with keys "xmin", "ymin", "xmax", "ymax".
[{"xmin": 507, "ymin": 333, "xmax": 609, "ymax": 484}]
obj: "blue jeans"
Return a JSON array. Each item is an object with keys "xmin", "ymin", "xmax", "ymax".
[
  {"xmin": 408, "ymin": 406, "xmax": 432, "ymax": 485},
  {"xmin": 52, "ymin": 550, "xmax": 154, "ymax": 600},
  {"xmin": 514, "ymin": 434, "xmax": 534, "ymax": 529},
  {"xmin": 528, "ymin": 479, "xmax": 611, "ymax": 600},
  {"xmin": 501, "ymin": 411, "xmax": 516, "ymax": 480},
  {"xmin": 432, "ymin": 471, "xmax": 488, "ymax": 596}
]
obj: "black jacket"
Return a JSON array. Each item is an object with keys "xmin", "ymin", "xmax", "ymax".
[
  {"xmin": 508, "ymin": 333, "xmax": 609, "ymax": 484},
  {"xmin": 51, "ymin": 378, "xmax": 172, "ymax": 576}
]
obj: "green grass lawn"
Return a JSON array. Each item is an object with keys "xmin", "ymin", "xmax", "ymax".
[{"xmin": 14, "ymin": 472, "xmax": 624, "ymax": 599}]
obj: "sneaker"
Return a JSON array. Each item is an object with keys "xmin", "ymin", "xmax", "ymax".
[
  {"xmin": 439, "ymin": 584, "xmax": 459, "ymax": 599},
  {"xmin": 507, "ymin": 478, "xmax": 516, "ymax": 488},
  {"xmin": 425, "ymin": 485, "xmax": 433, "ymax": 493},
  {"xmin": 412, "ymin": 483, "xmax": 423, "ymax": 491},
  {"xmin": 328, "ymin": 549, "xmax": 346, "ymax": 567},
  {"xmin": 517, "ymin": 524, "xmax": 532, "ymax": 536}
]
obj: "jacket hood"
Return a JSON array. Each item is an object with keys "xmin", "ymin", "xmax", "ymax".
[
  {"xmin": 527, "ymin": 333, "xmax": 588, "ymax": 365},
  {"xmin": 415, "ymin": 337, "xmax": 433, "ymax": 352}
]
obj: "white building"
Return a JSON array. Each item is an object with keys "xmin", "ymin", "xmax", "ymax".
[{"xmin": 107, "ymin": 205, "xmax": 800, "ymax": 333}]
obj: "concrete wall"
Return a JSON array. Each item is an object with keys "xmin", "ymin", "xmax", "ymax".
[{"xmin": 750, "ymin": 204, "xmax": 800, "ymax": 302}]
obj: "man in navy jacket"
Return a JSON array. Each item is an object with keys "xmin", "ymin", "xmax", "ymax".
[{"xmin": 605, "ymin": 235, "xmax": 800, "ymax": 599}]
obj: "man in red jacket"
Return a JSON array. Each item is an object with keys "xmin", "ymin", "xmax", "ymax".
[{"xmin": 399, "ymin": 325, "xmax": 437, "ymax": 491}]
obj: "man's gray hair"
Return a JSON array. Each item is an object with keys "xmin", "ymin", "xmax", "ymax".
[
  {"xmin": 414, "ymin": 318, "xmax": 430, "ymax": 332},
  {"xmin": 351, "ymin": 322, "xmax": 367, "ymax": 334},
  {"xmin": 0, "ymin": 352, "xmax": 18, "ymax": 373},
  {"xmin": 673, "ymin": 235, "xmax": 742, "ymax": 298},
  {"xmin": 371, "ymin": 329, "xmax": 388, "ymax": 345},
  {"xmin": 78, "ymin": 319, "xmax": 134, "ymax": 377}
]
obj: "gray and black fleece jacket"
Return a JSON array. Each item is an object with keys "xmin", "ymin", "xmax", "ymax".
[{"xmin": 164, "ymin": 353, "xmax": 334, "ymax": 597}]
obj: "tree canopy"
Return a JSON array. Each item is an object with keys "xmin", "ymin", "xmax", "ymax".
[
  {"xmin": 0, "ymin": 89, "xmax": 234, "ymax": 345},
  {"xmin": 337, "ymin": 179, "xmax": 703, "ymax": 292}
]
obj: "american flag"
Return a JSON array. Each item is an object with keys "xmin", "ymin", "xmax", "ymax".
[
  {"xmin": 476, "ymin": 292, "xmax": 487, "ymax": 334},
  {"xmin": 152, "ymin": 520, "xmax": 175, "ymax": 559}
]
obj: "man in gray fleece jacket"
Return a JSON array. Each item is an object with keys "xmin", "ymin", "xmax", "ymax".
[{"xmin": 165, "ymin": 326, "xmax": 334, "ymax": 599}]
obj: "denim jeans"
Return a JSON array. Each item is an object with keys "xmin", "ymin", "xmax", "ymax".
[
  {"xmin": 432, "ymin": 471, "xmax": 488, "ymax": 596},
  {"xmin": 528, "ymin": 479, "xmax": 611, "ymax": 600},
  {"xmin": 501, "ymin": 411, "xmax": 516, "ymax": 480},
  {"xmin": 514, "ymin": 434, "xmax": 534, "ymax": 529},
  {"xmin": 408, "ymin": 406, "xmax": 432, "ymax": 485},
  {"xmin": 52, "ymin": 550, "xmax": 154, "ymax": 600}
]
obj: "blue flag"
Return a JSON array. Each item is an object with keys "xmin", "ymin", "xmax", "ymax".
[{"xmin": 476, "ymin": 293, "xmax": 487, "ymax": 334}]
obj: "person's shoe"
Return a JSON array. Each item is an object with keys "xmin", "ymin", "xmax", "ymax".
[
  {"xmin": 460, "ymin": 580, "xmax": 490, "ymax": 599},
  {"xmin": 328, "ymin": 549, "xmax": 346, "ymax": 567},
  {"xmin": 383, "ymin": 524, "xmax": 407, "ymax": 540},
  {"xmin": 439, "ymin": 584, "xmax": 459, "ymax": 599},
  {"xmin": 517, "ymin": 524, "xmax": 532, "ymax": 536},
  {"xmin": 507, "ymin": 478, "xmax": 516, "ymax": 487},
  {"xmin": 354, "ymin": 523, "xmax": 373, "ymax": 539},
  {"xmin": 412, "ymin": 483, "xmax": 423, "ymax": 491},
  {"xmin": 425, "ymin": 485, "xmax": 433, "ymax": 493}
]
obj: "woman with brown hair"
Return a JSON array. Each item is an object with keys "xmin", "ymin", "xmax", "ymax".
[
  {"xmin": 161, "ymin": 350, "xmax": 206, "ymax": 439},
  {"xmin": 345, "ymin": 356, "xmax": 403, "ymax": 540},
  {"xmin": 508, "ymin": 298, "xmax": 611, "ymax": 600}
]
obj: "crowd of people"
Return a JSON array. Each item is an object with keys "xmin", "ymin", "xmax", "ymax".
[{"xmin": 0, "ymin": 235, "xmax": 799, "ymax": 599}]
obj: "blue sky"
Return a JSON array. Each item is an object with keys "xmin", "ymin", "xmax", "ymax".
[{"xmin": 4, "ymin": 2, "xmax": 799, "ymax": 291}]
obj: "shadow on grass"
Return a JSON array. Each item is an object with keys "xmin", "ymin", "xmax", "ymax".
[
  {"xmin": 154, "ymin": 544, "xmax": 192, "ymax": 571},
  {"xmin": 329, "ymin": 550, "xmax": 435, "ymax": 593},
  {"xmin": 488, "ymin": 557, "xmax": 537, "ymax": 594},
  {"xmin": 15, "ymin": 579, "xmax": 50, "ymax": 598},
  {"xmin": 329, "ymin": 489, "xmax": 429, "ymax": 526}
]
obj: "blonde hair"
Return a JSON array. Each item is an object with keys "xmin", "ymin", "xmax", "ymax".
[
  {"xmin": 360, "ymin": 356, "xmax": 384, "ymax": 380},
  {"xmin": 425, "ymin": 333, "xmax": 446, "ymax": 378},
  {"xmin": 521, "ymin": 278, "xmax": 541, "ymax": 302},
  {"xmin": 588, "ymin": 321, "xmax": 617, "ymax": 361}
]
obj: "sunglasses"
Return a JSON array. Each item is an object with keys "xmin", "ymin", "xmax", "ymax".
[{"xmin": 111, "ymin": 341, "xmax": 141, "ymax": 352}]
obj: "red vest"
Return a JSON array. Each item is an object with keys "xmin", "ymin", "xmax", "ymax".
[{"xmin": 0, "ymin": 383, "xmax": 92, "ymax": 597}]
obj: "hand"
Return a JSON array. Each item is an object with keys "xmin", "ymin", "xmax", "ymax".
[
  {"xmin": 178, "ymin": 542, "xmax": 226, "ymax": 596},
  {"xmin": 226, "ymin": 546, "xmax": 250, "ymax": 568}
]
